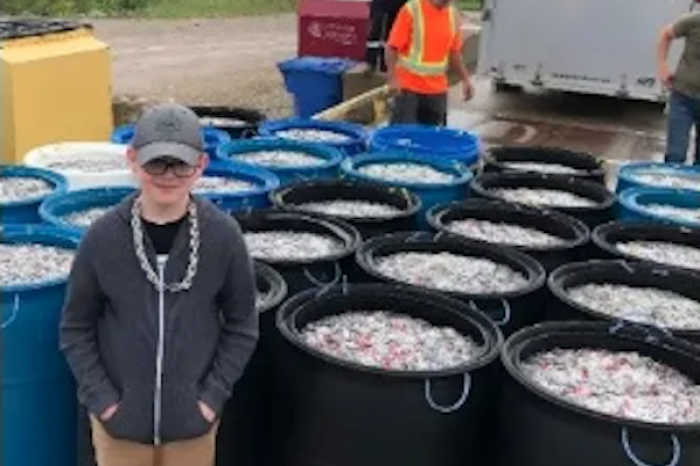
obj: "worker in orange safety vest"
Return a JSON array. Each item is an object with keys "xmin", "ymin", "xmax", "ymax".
[{"xmin": 385, "ymin": 0, "xmax": 474, "ymax": 126}]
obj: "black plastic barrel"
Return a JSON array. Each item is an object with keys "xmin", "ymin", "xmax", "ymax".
[
  {"xmin": 498, "ymin": 321, "xmax": 700, "ymax": 466},
  {"xmin": 355, "ymin": 232, "xmax": 546, "ymax": 336},
  {"xmin": 275, "ymin": 283, "xmax": 503, "ymax": 466},
  {"xmin": 484, "ymin": 145, "xmax": 606, "ymax": 184},
  {"xmin": 216, "ymin": 262, "xmax": 288, "ymax": 466},
  {"xmin": 190, "ymin": 105, "xmax": 266, "ymax": 139},
  {"xmin": 470, "ymin": 172, "xmax": 617, "ymax": 229},
  {"xmin": 592, "ymin": 221, "xmax": 700, "ymax": 274},
  {"xmin": 233, "ymin": 209, "xmax": 362, "ymax": 295},
  {"xmin": 269, "ymin": 179, "xmax": 422, "ymax": 239},
  {"xmin": 547, "ymin": 259, "xmax": 700, "ymax": 344},
  {"xmin": 427, "ymin": 199, "xmax": 590, "ymax": 273}
]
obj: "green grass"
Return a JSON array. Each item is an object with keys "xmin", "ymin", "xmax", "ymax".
[
  {"xmin": 2, "ymin": 0, "xmax": 481, "ymax": 18},
  {"xmin": 142, "ymin": 0, "xmax": 296, "ymax": 18}
]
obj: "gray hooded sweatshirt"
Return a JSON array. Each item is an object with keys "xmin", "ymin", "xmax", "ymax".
[{"xmin": 59, "ymin": 194, "xmax": 258, "ymax": 445}]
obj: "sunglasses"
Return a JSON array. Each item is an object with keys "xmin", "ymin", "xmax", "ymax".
[{"xmin": 142, "ymin": 157, "xmax": 198, "ymax": 178}]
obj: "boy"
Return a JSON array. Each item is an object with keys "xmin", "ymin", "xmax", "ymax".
[{"xmin": 60, "ymin": 103, "xmax": 258, "ymax": 466}]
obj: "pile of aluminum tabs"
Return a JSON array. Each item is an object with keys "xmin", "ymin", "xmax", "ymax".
[
  {"xmin": 244, "ymin": 231, "xmax": 345, "ymax": 261},
  {"xmin": 301, "ymin": 311, "xmax": 480, "ymax": 371},
  {"xmin": 0, "ymin": 177, "xmax": 52, "ymax": 203},
  {"xmin": 358, "ymin": 163, "xmax": 456, "ymax": 184},
  {"xmin": 445, "ymin": 218, "xmax": 567, "ymax": 248},
  {"xmin": 236, "ymin": 150, "xmax": 327, "ymax": 168},
  {"xmin": 0, "ymin": 243, "xmax": 75, "ymax": 287},
  {"xmin": 523, "ymin": 348, "xmax": 700, "ymax": 424},
  {"xmin": 275, "ymin": 129, "xmax": 352, "ymax": 144}
]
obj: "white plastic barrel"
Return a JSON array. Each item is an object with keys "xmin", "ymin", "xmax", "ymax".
[{"xmin": 23, "ymin": 142, "xmax": 137, "ymax": 191}]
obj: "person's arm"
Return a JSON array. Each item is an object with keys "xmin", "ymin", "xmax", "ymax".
[
  {"xmin": 449, "ymin": 16, "xmax": 473, "ymax": 100},
  {"xmin": 60, "ymin": 232, "xmax": 119, "ymax": 420},
  {"xmin": 657, "ymin": 24, "xmax": 676, "ymax": 88},
  {"xmin": 198, "ymin": 224, "xmax": 259, "ymax": 417}
]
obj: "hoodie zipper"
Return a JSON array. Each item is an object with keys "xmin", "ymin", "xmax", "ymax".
[{"xmin": 154, "ymin": 256, "xmax": 167, "ymax": 446}]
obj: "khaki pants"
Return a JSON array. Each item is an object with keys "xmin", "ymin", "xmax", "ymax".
[{"xmin": 90, "ymin": 417, "xmax": 218, "ymax": 466}]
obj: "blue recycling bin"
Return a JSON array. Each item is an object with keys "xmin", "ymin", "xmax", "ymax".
[{"xmin": 278, "ymin": 56, "xmax": 356, "ymax": 118}]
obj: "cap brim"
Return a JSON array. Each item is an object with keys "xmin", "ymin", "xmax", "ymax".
[{"xmin": 136, "ymin": 142, "xmax": 202, "ymax": 166}]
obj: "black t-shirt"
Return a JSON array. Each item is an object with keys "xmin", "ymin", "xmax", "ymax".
[{"xmin": 143, "ymin": 215, "xmax": 187, "ymax": 255}]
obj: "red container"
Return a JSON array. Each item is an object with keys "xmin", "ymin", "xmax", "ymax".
[{"xmin": 298, "ymin": 0, "xmax": 370, "ymax": 61}]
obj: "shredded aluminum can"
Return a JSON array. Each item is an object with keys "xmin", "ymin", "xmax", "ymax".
[
  {"xmin": 193, "ymin": 176, "xmax": 257, "ymax": 194},
  {"xmin": 245, "ymin": 231, "xmax": 344, "ymax": 261},
  {"xmin": 491, "ymin": 188, "xmax": 597, "ymax": 208},
  {"xmin": 275, "ymin": 129, "xmax": 351, "ymax": 143},
  {"xmin": 645, "ymin": 204, "xmax": 700, "ymax": 223},
  {"xmin": 374, "ymin": 251, "xmax": 529, "ymax": 294},
  {"xmin": 0, "ymin": 178, "xmax": 53, "ymax": 203},
  {"xmin": 616, "ymin": 241, "xmax": 700, "ymax": 272},
  {"xmin": 0, "ymin": 244, "xmax": 75, "ymax": 286},
  {"xmin": 445, "ymin": 218, "xmax": 567, "ymax": 247},
  {"xmin": 236, "ymin": 150, "xmax": 326, "ymax": 168},
  {"xmin": 295, "ymin": 200, "xmax": 403, "ymax": 219},
  {"xmin": 567, "ymin": 283, "xmax": 700, "ymax": 330},
  {"xmin": 358, "ymin": 163, "xmax": 456, "ymax": 184},
  {"xmin": 301, "ymin": 311, "xmax": 480, "ymax": 371},
  {"xmin": 523, "ymin": 348, "xmax": 700, "ymax": 424},
  {"xmin": 62, "ymin": 207, "xmax": 110, "ymax": 228},
  {"xmin": 631, "ymin": 172, "xmax": 700, "ymax": 192},
  {"xmin": 502, "ymin": 162, "xmax": 584, "ymax": 175}
]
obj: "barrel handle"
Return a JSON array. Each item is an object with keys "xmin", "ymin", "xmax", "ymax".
[
  {"xmin": 2, "ymin": 294, "xmax": 20, "ymax": 330},
  {"xmin": 407, "ymin": 232, "xmax": 424, "ymax": 243},
  {"xmin": 424, "ymin": 373, "xmax": 471, "ymax": 414},
  {"xmin": 621, "ymin": 428, "xmax": 681, "ymax": 466},
  {"xmin": 305, "ymin": 262, "xmax": 342, "ymax": 289},
  {"xmin": 470, "ymin": 299, "xmax": 511, "ymax": 327}
]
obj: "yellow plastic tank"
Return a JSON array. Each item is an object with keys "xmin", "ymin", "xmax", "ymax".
[{"xmin": 1, "ymin": 20, "xmax": 113, "ymax": 164}]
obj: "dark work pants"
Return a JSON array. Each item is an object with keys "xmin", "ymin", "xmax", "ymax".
[{"xmin": 390, "ymin": 91, "xmax": 448, "ymax": 126}]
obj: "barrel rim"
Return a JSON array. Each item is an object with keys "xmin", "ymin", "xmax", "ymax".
[
  {"xmin": 1, "ymin": 225, "xmax": 80, "ymax": 292},
  {"xmin": 254, "ymin": 260, "xmax": 288, "ymax": 314},
  {"xmin": 619, "ymin": 187, "xmax": 700, "ymax": 228},
  {"xmin": 341, "ymin": 152, "xmax": 473, "ymax": 189},
  {"xmin": 275, "ymin": 283, "xmax": 503, "ymax": 378},
  {"xmin": 355, "ymin": 231, "xmax": 547, "ymax": 299},
  {"xmin": 617, "ymin": 161, "xmax": 700, "ymax": 192},
  {"xmin": 0, "ymin": 165, "xmax": 68, "ymax": 207},
  {"xmin": 484, "ymin": 144, "xmax": 605, "ymax": 176},
  {"xmin": 23, "ymin": 141, "xmax": 133, "ymax": 176},
  {"xmin": 369, "ymin": 124, "xmax": 480, "ymax": 155},
  {"xmin": 199, "ymin": 164, "xmax": 281, "ymax": 199},
  {"xmin": 501, "ymin": 320, "xmax": 700, "ymax": 432},
  {"xmin": 38, "ymin": 186, "xmax": 137, "ymax": 235},
  {"xmin": 470, "ymin": 172, "xmax": 617, "ymax": 211},
  {"xmin": 592, "ymin": 221, "xmax": 700, "ymax": 273},
  {"xmin": 257, "ymin": 118, "xmax": 368, "ymax": 148},
  {"xmin": 234, "ymin": 208, "xmax": 363, "ymax": 266},
  {"xmin": 547, "ymin": 259, "xmax": 700, "ymax": 336},
  {"xmin": 269, "ymin": 178, "xmax": 423, "ymax": 223},
  {"xmin": 215, "ymin": 138, "xmax": 345, "ymax": 173},
  {"xmin": 426, "ymin": 198, "xmax": 590, "ymax": 252}
]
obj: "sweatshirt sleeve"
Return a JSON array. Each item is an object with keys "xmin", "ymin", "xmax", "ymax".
[
  {"xmin": 199, "ymin": 221, "xmax": 259, "ymax": 415},
  {"xmin": 59, "ymin": 231, "xmax": 120, "ymax": 417}
]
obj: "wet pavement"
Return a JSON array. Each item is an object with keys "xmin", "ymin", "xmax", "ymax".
[{"xmin": 447, "ymin": 78, "xmax": 668, "ymax": 168}]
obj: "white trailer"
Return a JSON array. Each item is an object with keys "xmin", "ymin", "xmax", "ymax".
[{"xmin": 477, "ymin": 0, "xmax": 697, "ymax": 102}]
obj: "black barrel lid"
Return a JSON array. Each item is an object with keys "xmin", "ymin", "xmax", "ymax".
[{"xmin": 0, "ymin": 20, "xmax": 91, "ymax": 40}]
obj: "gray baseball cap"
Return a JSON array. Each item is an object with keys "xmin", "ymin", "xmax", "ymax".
[{"xmin": 131, "ymin": 103, "xmax": 205, "ymax": 166}]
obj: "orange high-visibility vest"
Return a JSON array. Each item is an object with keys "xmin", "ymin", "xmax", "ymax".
[{"xmin": 397, "ymin": 0, "xmax": 459, "ymax": 76}]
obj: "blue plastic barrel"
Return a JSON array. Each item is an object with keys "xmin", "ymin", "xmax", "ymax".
[
  {"xmin": 215, "ymin": 138, "xmax": 344, "ymax": 186},
  {"xmin": 340, "ymin": 152, "xmax": 473, "ymax": 229},
  {"xmin": 616, "ymin": 162, "xmax": 700, "ymax": 194},
  {"xmin": 39, "ymin": 187, "xmax": 136, "ymax": 237},
  {"xmin": 1, "ymin": 165, "xmax": 67, "ymax": 225},
  {"xmin": 370, "ymin": 124, "xmax": 481, "ymax": 167},
  {"xmin": 195, "ymin": 163, "xmax": 280, "ymax": 213},
  {"xmin": 258, "ymin": 118, "xmax": 368, "ymax": 156},
  {"xmin": 2, "ymin": 225, "xmax": 80, "ymax": 466},
  {"xmin": 618, "ymin": 187, "xmax": 700, "ymax": 228},
  {"xmin": 277, "ymin": 57, "xmax": 355, "ymax": 118},
  {"xmin": 111, "ymin": 124, "xmax": 232, "ymax": 159}
]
